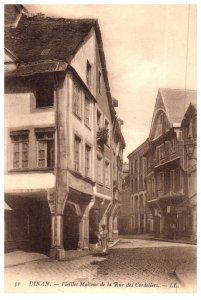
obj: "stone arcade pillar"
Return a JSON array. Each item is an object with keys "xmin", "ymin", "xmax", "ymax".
[
  {"xmin": 78, "ymin": 197, "xmax": 95, "ymax": 250},
  {"xmin": 109, "ymin": 204, "xmax": 120, "ymax": 240},
  {"xmin": 48, "ymin": 189, "xmax": 68, "ymax": 260}
]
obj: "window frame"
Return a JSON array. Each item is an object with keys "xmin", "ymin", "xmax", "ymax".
[
  {"xmin": 105, "ymin": 159, "xmax": 111, "ymax": 189},
  {"xmin": 85, "ymin": 144, "xmax": 92, "ymax": 179},
  {"xmin": 74, "ymin": 135, "xmax": 82, "ymax": 173},
  {"xmin": 73, "ymin": 81, "xmax": 82, "ymax": 119},
  {"xmin": 97, "ymin": 153, "xmax": 103, "ymax": 184},
  {"xmin": 35, "ymin": 128, "xmax": 55, "ymax": 169},
  {"xmin": 84, "ymin": 96, "xmax": 91, "ymax": 128},
  {"xmin": 10, "ymin": 130, "xmax": 29, "ymax": 170}
]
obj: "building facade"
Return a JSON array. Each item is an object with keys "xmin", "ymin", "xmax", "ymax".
[
  {"xmin": 128, "ymin": 140, "xmax": 154, "ymax": 234},
  {"xmin": 144, "ymin": 88, "xmax": 196, "ymax": 241},
  {"xmin": 4, "ymin": 5, "xmax": 125, "ymax": 259}
]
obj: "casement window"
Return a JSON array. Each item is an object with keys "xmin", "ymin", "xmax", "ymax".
[
  {"xmin": 10, "ymin": 131, "xmax": 29, "ymax": 169},
  {"xmin": 85, "ymin": 144, "xmax": 91, "ymax": 178},
  {"xmin": 104, "ymin": 117, "xmax": 110, "ymax": 146},
  {"xmin": 159, "ymin": 144, "xmax": 165, "ymax": 159},
  {"xmin": 170, "ymin": 138, "xmax": 177, "ymax": 153},
  {"xmin": 98, "ymin": 70, "xmax": 102, "ymax": 95},
  {"xmin": 73, "ymin": 82, "xmax": 82, "ymax": 118},
  {"xmin": 84, "ymin": 97, "xmax": 91, "ymax": 128},
  {"xmin": 86, "ymin": 61, "xmax": 92, "ymax": 88},
  {"xmin": 97, "ymin": 155, "xmax": 103, "ymax": 184},
  {"xmin": 35, "ymin": 76, "xmax": 54, "ymax": 108},
  {"xmin": 74, "ymin": 135, "xmax": 81, "ymax": 172},
  {"xmin": 35, "ymin": 128, "xmax": 55, "ymax": 168},
  {"xmin": 105, "ymin": 160, "xmax": 111, "ymax": 188},
  {"xmin": 157, "ymin": 172, "xmax": 164, "ymax": 191}
]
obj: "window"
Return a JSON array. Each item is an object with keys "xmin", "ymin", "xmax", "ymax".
[
  {"xmin": 98, "ymin": 70, "xmax": 102, "ymax": 95},
  {"xmin": 160, "ymin": 144, "xmax": 165, "ymax": 159},
  {"xmin": 104, "ymin": 118, "xmax": 110, "ymax": 146},
  {"xmin": 105, "ymin": 160, "xmax": 110, "ymax": 188},
  {"xmin": 151, "ymin": 177, "xmax": 155, "ymax": 196},
  {"xmin": 86, "ymin": 61, "xmax": 92, "ymax": 87},
  {"xmin": 85, "ymin": 145, "xmax": 91, "ymax": 178},
  {"xmin": 35, "ymin": 129, "xmax": 55, "ymax": 168},
  {"xmin": 97, "ymin": 109, "xmax": 102, "ymax": 129},
  {"xmin": 158, "ymin": 172, "xmax": 164, "ymax": 192},
  {"xmin": 84, "ymin": 97, "xmax": 91, "ymax": 127},
  {"xmin": 74, "ymin": 135, "xmax": 81, "ymax": 172},
  {"xmin": 10, "ymin": 131, "xmax": 29, "ymax": 169},
  {"xmin": 35, "ymin": 76, "xmax": 54, "ymax": 108},
  {"xmin": 97, "ymin": 155, "xmax": 103, "ymax": 184},
  {"xmin": 73, "ymin": 82, "xmax": 82, "ymax": 118},
  {"xmin": 170, "ymin": 138, "xmax": 177, "ymax": 153}
]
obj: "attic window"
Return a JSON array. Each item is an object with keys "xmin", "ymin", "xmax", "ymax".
[
  {"xmin": 41, "ymin": 49, "xmax": 50, "ymax": 56},
  {"xmin": 35, "ymin": 76, "xmax": 54, "ymax": 108}
]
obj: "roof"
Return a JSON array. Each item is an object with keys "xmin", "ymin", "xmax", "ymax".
[
  {"xmin": 5, "ymin": 13, "xmax": 116, "ymax": 120},
  {"xmin": 127, "ymin": 138, "xmax": 149, "ymax": 159},
  {"xmin": 5, "ymin": 14, "xmax": 97, "ymax": 63},
  {"xmin": 159, "ymin": 88, "xmax": 197, "ymax": 124}
]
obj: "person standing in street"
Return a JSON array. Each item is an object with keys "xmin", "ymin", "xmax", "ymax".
[{"xmin": 97, "ymin": 224, "xmax": 109, "ymax": 255}]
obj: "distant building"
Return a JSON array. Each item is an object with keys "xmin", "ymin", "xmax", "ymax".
[
  {"xmin": 144, "ymin": 88, "xmax": 196, "ymax": 241},
  {"xmin": 118, "ymin": 163, "xmax": 130, "ymax": 234},
  {"xmin": 128, "ymin": 140, "xmax": 154, "ymax": 234}
]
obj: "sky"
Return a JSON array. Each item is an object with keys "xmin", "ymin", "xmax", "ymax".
[{"xmin": 24, "ymin": 3, "xmax": 196, "ymax": 161}]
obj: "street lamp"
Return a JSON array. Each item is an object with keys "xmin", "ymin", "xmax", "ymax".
[{"xmin": 185, "ymin": 137, "xmax": 197, "ymax": 160}]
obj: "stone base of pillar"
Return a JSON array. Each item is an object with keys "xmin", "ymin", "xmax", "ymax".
[
  {"xmin": 112, "ymin": 230, "xmax": 119, "ymax": 239},
  {"xmin": 49, "ymin": 247, "xmax": 65, "ymax": 260},
  {"xmin": 190, "ymin": 234, "xmax": 197, "ymax": 244}
]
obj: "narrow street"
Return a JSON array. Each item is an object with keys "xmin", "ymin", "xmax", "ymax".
[{"xmin": 5, "ymin": 238, "xmax": 196, "ymax": 293}]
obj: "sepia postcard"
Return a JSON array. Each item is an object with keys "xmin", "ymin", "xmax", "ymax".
[{"xmin": 4, "ymin": 2, "xmax": 197, "ymax": 294}]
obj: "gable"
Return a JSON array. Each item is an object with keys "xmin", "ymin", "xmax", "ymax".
[
  {"xmin": 149, "ymin": 90, "xmax": 171, "ymax": 141},
  {"xmin": 4, "ymin": 5, "xmax": 21, "ymax": 27},
  {"xmin": 95, "ymin": 36, "xmax": 111, "ymax": 120},
  {"xmin": 70, "ymin": 28, "xmax": 96, "ymax": 97}
]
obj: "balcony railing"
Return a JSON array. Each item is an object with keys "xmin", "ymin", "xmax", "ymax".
[{"xmin": 146, "ymin": 141, "xmax": 184, "ymax": 174}]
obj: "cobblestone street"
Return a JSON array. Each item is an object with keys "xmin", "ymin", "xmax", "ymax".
[{"xmin": 5, "ymin": 239, "xmax": 196, "ymax": 293}]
